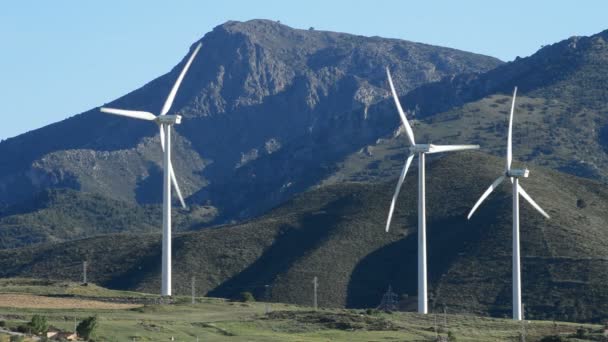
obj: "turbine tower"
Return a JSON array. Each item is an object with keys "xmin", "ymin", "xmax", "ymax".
[
  {"xmin": 384, "ymin": 67, "xmax": 479, "ymax": 314},
  {"xmin": 467, "ymin": 87, "xmax": 550, "ymax": 320},
  {"xmin": 100, "ymin": 42, "xmax": 202, "ymax": 296}
]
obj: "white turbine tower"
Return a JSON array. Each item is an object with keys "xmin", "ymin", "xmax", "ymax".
[
  {"xmin": 466, "ymin": 86, "xmax": 550, "ymax": 320},
  {"xmin": 384, "ymin": 67, "xmax": 479, "ymax": 314},
  {"xmin": 100, "ymin": 42, "xmax": 202, "ymax": 296}
]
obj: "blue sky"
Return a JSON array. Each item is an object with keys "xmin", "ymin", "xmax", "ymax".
[{"xmin": 1, "ymin": 0, "xmax": 606, "ymax": 140}]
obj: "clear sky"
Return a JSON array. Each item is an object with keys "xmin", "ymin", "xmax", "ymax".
[{"xmin": 1, "ymin": 0, "xmax": 606, "ymax": 140}]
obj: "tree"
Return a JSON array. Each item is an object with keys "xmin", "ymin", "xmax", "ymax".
[
  {"xmin": 76, "ymin": 315, "xmax": 98, "ymax": 341},
  {"xmin": 237, "ymin": 291, "xmax": 255, "ymax": 302},
  {"xmin": 29, "ymin": 314, "xmax": 48, "ymax": 335}
]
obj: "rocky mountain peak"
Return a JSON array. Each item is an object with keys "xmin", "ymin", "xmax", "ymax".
[{"xmin": 0, "ymin": 20, "xmax": 502, "ymax": 221}]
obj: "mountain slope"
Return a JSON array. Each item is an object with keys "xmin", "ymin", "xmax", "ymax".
[
  {"xmin": 1, "ymin": 152, "xmax": 606, "ymax": 322},
  {"xmin": 0, "ymin": 188, "xmax": 216, "ymax": 249},
  {"xmin": 391, "ymin": 29, "xmax": 608, "ymax": 182},
  {"xmin": 0, "ymin": 19, "xmax": 502, "ymax": 223}
]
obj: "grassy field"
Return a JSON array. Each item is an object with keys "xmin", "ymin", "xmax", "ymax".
[{"xmin": 0, "ymin": 279, "xmax": 605, "ymax": 341}]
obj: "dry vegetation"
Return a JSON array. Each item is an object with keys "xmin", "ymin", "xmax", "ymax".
[{"xmin": 0, "ymin": 294, "xmax": 140, "ymax": 310}]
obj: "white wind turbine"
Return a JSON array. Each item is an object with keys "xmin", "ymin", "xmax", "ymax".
[
  {"xmin": 466, "ymin": 86, "xmax": 550, "ymax": 320},
  {"xmin": 384, "ymin": 67, "xmax": 479, "ymax": 314},
  {"xmin": 100, "ymin": 42, "xmax": 202, "ymax": 296}
]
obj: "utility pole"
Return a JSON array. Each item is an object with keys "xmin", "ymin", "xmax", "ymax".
[
  {"xmin": 191, "ymin": 276, "xmax": 196, "ymax": 304},
  {"xmin": 313, "ymin": 276, "xmax": 318, "ymax": 310},
  {"xmin": 264, "ymin": 285, "xmax": 272, "ymax": 314},
  {"xmin": 443, "ymin": 304, "xmax": 448, "ymax": 331},
  {"xmin": 520, "ymin": 303, "xmax": 527, "ymax": 342},
  {"xmin": 377, "ymin": 285, "xmax": 398, "ymax": 312},
  {"xmin": 82, "ymin": 261, "xmax": 87, "ymax": 285}
]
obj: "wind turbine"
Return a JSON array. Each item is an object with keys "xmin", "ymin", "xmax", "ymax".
[
  {"xmin": 384, "ymin": 67, "xmax": 479, "ymax": 314},
  {"xmin": 100, "ymin": 42, "xmax": 202, "ymax": 296},
  {"xmin": 466, "ymin": 87, "xmax": 550, "ymax": 320}
]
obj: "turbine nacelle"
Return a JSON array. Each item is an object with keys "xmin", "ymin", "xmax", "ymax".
[
  {"xmin": 156, "ymin": 115, "xmax": 182, "ymax": 125},
  {"xmin": 410, "ymin": 144, "xmax": 433, "ymax": 154},
  {"xmin": 507, "ymin": 168, "xmax": 529, "ymax": 178},
  {"xmin": 409, "ymin": 144, "xmax": 432, "ymax": 153},
  {"xmin": 408, "ymin": 143, "xmax": 479, "ymax": 155}
]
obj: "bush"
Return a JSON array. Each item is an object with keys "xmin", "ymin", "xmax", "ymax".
[
  {"xmin": 237, "ymin": 291, "xmax": 255, "ymax": 302},
  {"xmin": 447, "ymin": 331, "xmax": 457, "ymax": 342},
  {"xmin": 76, "ymin": 315, "xmax": 98, "ymax": 341},
  {"xmin": 575, "ymin": 326, "xmax": 588, "ymax": 338},
  {"xmin": 577, "ymin": 198, "xmax": 587, "ymax": 208},
  {"xmin": 16, "ymin": 324, "xmax": 30, "ymax": 334},
  {"xmin": 539, "ymin": 335, "xmax": 565, "ymax": 342},
  {"xmin": 365, "ymin": 308, "xmax": 381, "ymax": 316},
  {"xmin": 29, "ymin": 314, "xmax": 48, "ymax": 335}
]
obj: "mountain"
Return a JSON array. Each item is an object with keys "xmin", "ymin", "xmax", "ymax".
[
  {"xmin": 0, "ymin": 19, "xmax": 502, "ymax": 225},
  {"xmin": 1, "ymin": 152, "xmax": 606, "ymax": 322}
]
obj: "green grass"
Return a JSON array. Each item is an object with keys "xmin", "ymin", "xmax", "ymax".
[{"xmin": 0, "ymin": 280, "xmax": 604, "ymax": 341}]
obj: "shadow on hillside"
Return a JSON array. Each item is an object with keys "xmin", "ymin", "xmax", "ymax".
[
  {"xmin": 207, "ymin": 196, "xmax": 355, "ymax": 300},
  {"xmin": 345, "ymin": 214, "xmax": 482, "ymax": 309},
  {"xmin": 135, "ymin": 163, "xmax": 163, "ymax": 205},
  {"xmin": 102, "ymin": 241, "xmax": 163, "ymax": 291}
]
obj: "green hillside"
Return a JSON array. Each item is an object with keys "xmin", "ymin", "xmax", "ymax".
[
  {"xmin": 398, "ymin": 29, "xmax": 608, "ymax": 182},
  {"xmin": 1, "ymin": 152, "xmax": 606, "ymax": 323},
  {"xmin": 0, "ymin": 188, "xmax": 217, "ymax": 249}
]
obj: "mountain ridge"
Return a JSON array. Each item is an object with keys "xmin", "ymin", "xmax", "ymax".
[{"xmin": 0, "ymin": 19, "xmax": 502, "ymax": 218}]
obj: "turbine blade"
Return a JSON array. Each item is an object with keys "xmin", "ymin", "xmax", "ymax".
[
  {"xmin": 160, "ymin": 42, "xmax": 203, "ymax": 115},
  {"xmin": 100, "ymin": 107, "xmax": 156, "ymax": 121},
  {"xmin": 467, "ymin": 175, "xmax": 505, "ymax": 219},
  {"xmin": 428, "ymin": 144, "xmax": 480, "ymax": 154},
  {"xmin": 386, "ymin": 67, "xmax": 416, "ymax": 146},
  {"xmin": 169, "ymin": 160, "xmax": 187, "ymax": 209},
  {"xmin": 506, "ymin": 87, "xmax": 517, "ymax": 171},
  {"xmin": 518, "ymin": 185, "xmax": 550, "ymax": 219},
  {"xmin": 385, "ymin": 154, "xmax": 415, "ymax": 232}
]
